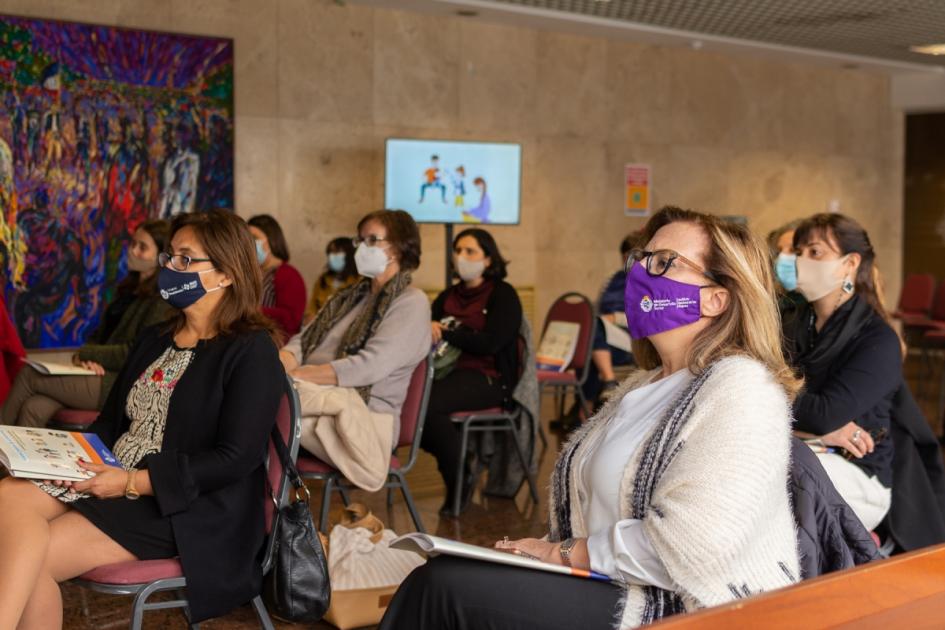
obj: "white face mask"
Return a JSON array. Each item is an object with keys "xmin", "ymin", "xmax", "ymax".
[
  {"xmin": 796, "ymin": 255, "xmax": 849, "ymax": 302},
  {"xmin": 455, "ymin": 256, "xmax": 486, "ymax": 282},
  {"xmin": 354, "ymin": 243, "xmax": 390, "ymax": 278}
]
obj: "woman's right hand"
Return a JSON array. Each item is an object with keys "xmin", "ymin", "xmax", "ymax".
[
  {"xmin": 821, "ymin": 421, "xmax": 874, "ymax": 458},
  {"xmin": 79, "ymin": 360, "xmax": 105, "ymax": 376},
  {"xmin": 431, "ymin": 322, "xmax": 444, "ymax": 344}
]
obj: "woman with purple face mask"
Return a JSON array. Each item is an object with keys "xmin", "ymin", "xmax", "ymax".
[
  {"xmin": 380, "ymin": 207, "xmax": 802, "ymax": 630},
  {"xmin": 785, "ymin": 213, "xmax": 903, "ymax": 532}
]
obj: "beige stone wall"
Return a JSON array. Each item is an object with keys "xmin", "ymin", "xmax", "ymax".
[{"xmin": 9, "ymin": 0, "xmax": 904, "ymax": 324}]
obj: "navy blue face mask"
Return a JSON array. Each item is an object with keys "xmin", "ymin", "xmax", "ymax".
[{"xmin": 158, "ymin": 267, "xmax": 224, "ymax": 309}]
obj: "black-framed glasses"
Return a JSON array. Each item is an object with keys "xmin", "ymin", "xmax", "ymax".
[
  {"xmin": 627, "ymin": 248, "xmax": 718, "ymax": 283},
  {"xmin": 159, "ymin": 252, "xmax": 213, "ymax": 272},
  {"xmin": 352, "ymin": 235, "xmax": 388, "ymax": 248}
]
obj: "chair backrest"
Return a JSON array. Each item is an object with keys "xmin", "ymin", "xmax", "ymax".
[
  {"xmin": 899, "ymin": 273, "xmax": 935, "ymax": 315},
  {"xmin": 541, "ymin": 292, "xmax": 596, "ymax": 376},
  {"xmin": 262, "ymin": 374, "xmax": 302, "ymax": 572},
  {"xmin": 931, "ymin": 280, "xmax": 945, "ymax": 322},
  {"xmin": 395, "ymin": 353, "xmax": 434, "ymax": 473}
]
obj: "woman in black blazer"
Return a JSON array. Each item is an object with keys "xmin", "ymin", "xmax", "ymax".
[{"xmin": 0, "ymin": 210, "xmax": 284, "ymax": 626}]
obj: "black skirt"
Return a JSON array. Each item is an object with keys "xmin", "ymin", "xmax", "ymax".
[{"xmin": 70, "ymin": 495, "xmax": 176, "ymax": 560}]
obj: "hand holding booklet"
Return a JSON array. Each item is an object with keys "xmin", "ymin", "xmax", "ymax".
[
  {"xmin": 23, "ymin": 359, "xmax": 96, "ymax": 376},
  {"xmin": 389, "ymin": 533, "xmax": 614, "ymax": 582},
  {"xmin": 0, "ymin": 426, "xmax": 120, "ymax": 481}
]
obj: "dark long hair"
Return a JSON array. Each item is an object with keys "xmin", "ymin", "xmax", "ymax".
[
  {"xmin": 248, "ymin": 214, "xmax": 290, "ymax": 262},
  {"xmin": 453, "ymin": 228, "xmax": 508, "ymax": 280},
  {"xmin": 119, "ymin": 219, "xmax": 170, "ymax": 297},
  {"xmin": 793, "ymin": 213, "xmax": 892, "ymax": 325},
  {"xmin": 168, "ymin": 211, "xmax": 278, "ymax": 343}
]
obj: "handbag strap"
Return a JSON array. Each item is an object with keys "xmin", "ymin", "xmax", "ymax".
[{"xmin": 269, "ymin": 425, "xmax": 310, "ymax": 505}]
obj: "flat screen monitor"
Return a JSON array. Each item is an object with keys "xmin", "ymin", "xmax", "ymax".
[{"xmin": 384, "ymin": 138, "xmax": 521, "ymax": 225}]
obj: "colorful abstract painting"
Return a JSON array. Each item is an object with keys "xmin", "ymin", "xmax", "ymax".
[{"xmin": 0, "ymin": 16, "xmax": 233, "ymax": 349}]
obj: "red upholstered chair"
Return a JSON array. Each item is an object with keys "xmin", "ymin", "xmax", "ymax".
[
  {"xmin": 894, "ymin": 273, "xmax": 935, "ymax": 321},
  {"xmin": 297, "ymin": 354, "xmax": 434, "ymax": 533},
  {"xmin": 72, "ymin": 374, "xmax": 302, "ymax": 630},
  {"xmin": 47, "ymin": 408, "xmax": 99, "ymax": 431},
  {"xmin": 537, "ymin": 293, "xmax": 596, "ymax": 433},
  {"xmin": 447, "ymin": 335, "xmax": 539, "ymax": 517}
]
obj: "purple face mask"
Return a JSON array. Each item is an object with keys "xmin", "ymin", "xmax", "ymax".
[{"xmin": 624, "ymin": 262, "xmax": 703, "ymax": 339}]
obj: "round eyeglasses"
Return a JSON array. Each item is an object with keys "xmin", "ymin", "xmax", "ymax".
[
  {"xmin": 159, "ymin": 252, "xmax": 213, "ymax": 272},
  {"xmin": 627, "ymin": 248, "xmax": 718, "ymax": 283}
]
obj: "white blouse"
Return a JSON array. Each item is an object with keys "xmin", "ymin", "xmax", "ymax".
[{"xmin": 579, "ymin": 368, "xmax": 694, "ymax": 588}]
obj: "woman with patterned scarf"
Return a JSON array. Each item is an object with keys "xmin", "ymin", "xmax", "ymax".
[
  {"xmin": 381, "ymin": 207, "xmax": 802, "ymax": 629},
  {"xmin": 279, "ymin": 210, "xmax": 431, "ymax": 470}
]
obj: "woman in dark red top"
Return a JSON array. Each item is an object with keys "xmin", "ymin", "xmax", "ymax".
[
  {"xmin": 248, "ymin": 214, "xmax": 307, "ymax": 341},
  {"xmin": 424, "ymin": 228, "xmax": 523, "ymax": 515}
]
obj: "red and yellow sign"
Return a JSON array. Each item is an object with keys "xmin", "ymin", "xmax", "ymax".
[{"xmin": 625, "ymin": 163, "xmax": 651, "ymax": 217}]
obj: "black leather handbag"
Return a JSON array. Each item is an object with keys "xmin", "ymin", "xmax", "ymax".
[{"xmin": 263, "ymin": 428, "xmax": 331, "ymax": 622}]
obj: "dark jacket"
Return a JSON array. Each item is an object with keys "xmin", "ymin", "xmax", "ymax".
[
  {"xmin": 432, "ymin": 280, "xmax": 523, "ymax": 404},
  {"xmin": 598, "ymin": 269, "xmax": 626, "ymax": 316},
  {"xmin": 786, "ymin": 298, "xmax": 901, "ymax": 486},
  {"xmin": 90, "ymin": 325, "xmax": 283, "ymax": 621},
  {"xmin": 790, "ymin": 438, "xmax": 881, "ymax": 579},
  {"xmin": 78, "ymin": 293, "xmax": 172, "ymax": 406},
  {"xmin": 886, "ymin": 380, "xmax": 945, "ymax": 551}
]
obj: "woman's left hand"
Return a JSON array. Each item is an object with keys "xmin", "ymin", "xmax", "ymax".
[
  {"xmin": 494, "ymin": 537, "xmax": 562, "ymax": 564},
  {"xmin": 71, "ymin": 461, "xmax": 128, "ymax": 498},
  {"xmin": 290, "ymin": 364, "xmax": 339, "ymax": 386}
]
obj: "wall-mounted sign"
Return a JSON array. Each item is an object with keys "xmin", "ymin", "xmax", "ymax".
[{"xmin": 625, "ymin": 163, "xmax": 651, "ymax": 217}]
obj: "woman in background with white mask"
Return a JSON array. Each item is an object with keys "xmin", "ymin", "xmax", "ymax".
[
  {"xmin": 422, "ymin": 228, "xmax": 522, "ymax": 514},
  {"xmin": 785, "ymin": 213, "xmax": 903, "ymax": 531},
  {"xmin": 279, "ymin": 210, "xmax": 431, "ymax": 466}
]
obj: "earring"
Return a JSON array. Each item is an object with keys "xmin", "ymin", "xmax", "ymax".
[{"xmin": 842, "ymin": 278, "xmax": 854, "ymax": 294}]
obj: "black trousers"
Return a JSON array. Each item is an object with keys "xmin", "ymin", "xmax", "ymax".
[
  {"xmin": 379, "ymin": 555, "xmax": 624, "ymax": 630},
  {"xmin": 420, "ymin": 368, "xmax": 506, "ymax": 502}
]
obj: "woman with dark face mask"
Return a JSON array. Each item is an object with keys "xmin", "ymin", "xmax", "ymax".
[
  {"xmin": 422, "ymin": 228, "xmax": 523, "ymax": 515},
  {"xmin": 0, "ymin": 210, "xmax": 285, "ymax": 626},
  {"xmin": 2, "ymin": 219, "xmax": 172, "ymax": 428},
  {"xmin": 785, "ymin": 213, "xmax": 903, "ymax": 531}
]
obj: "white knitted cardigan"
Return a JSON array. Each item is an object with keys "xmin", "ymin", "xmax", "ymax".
[{"xmin": 548, "ymin": 355, "xmax": 800, "ymax": 628}]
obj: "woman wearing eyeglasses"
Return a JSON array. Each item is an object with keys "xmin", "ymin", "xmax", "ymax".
[
  {"xmin": 784, "ymin": 213, "xmax": 902, "ymax": 531},
  {"xmin": 279, "ymin": 210, "xmax": 431, "ymax": 480},
  {"xmin": 0, "ymin": 210, "xmax": 286, "ymax": 626},
  {"xmin": 381, "ymin": 206, "xmax": 801, "ymax": 630},
  {"xmin": 2, "ymin": 219, "xmax": 172, "ymax": 428}
]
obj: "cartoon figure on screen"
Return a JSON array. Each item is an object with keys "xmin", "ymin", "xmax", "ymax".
[
  {"xmin": 462, "ymin": 177, "xmax": 491, "ymax": 223},
  {"xmin": 451, "ymin": 165, "xmax": 466, "ymax": 210},
  {"xmin": 419, "ymin": 154, "xmax": 448, "ymax": 204}
]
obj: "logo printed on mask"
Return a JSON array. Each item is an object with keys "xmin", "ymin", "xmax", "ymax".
[{"xmin": 640, "ymin": 295, "xmax": 653, "ymax": 312}]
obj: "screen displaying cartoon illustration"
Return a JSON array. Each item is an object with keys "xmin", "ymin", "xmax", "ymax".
[{"xmin": 385, "ymin": 139, "xmax": 521, "ymax": 225}]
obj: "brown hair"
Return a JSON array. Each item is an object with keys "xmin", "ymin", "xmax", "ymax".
[
  {"xmin": 357, "ymin": 209, "xmax": 422, "ymax": 271},
  {"xmin": 120, "ymin": 219, "xmax": 170, "ymax": 298},
  {"xmin": 247, "ymin": 214, "xmax": 291, "ymax": 262},
  {"xmin": 168, "ymin": 210, "xmax": 277, "ymax": 342},
  {"xmin": 766, "ymin": 218, "xmax": 804, "ymax": 260},
  {"xmin": 632, "ymin": 206, "xmax": 802, "ymax": 397}
]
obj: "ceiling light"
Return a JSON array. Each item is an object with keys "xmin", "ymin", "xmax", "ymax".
[{"xmin": 910, "ymin": 43, "xmax": 945, "ymax": 56}]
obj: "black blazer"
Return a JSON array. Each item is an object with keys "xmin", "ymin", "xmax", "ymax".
[{"xmin": 90, "ymin": 325, "xmax": 284, "ymax": 621}]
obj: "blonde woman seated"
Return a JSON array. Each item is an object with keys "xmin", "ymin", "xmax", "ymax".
[
  {"xmin": 280, "ymin": 210, "xmax": 431, "ymax": 488},
  {"xmin": 380, "ymin": 207, "xmax": 802, "ymax": 629}
]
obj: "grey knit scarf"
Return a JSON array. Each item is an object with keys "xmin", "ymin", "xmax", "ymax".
[
  {"xmin": 300, "ymin": 271, "xmax": 412, "ymax": 403},
  {"xmin": 549, "ymin": 366, "xmax": 716, "ymax": 625}
]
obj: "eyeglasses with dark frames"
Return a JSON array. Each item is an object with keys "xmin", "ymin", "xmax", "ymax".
[
  {"xmin": 627, "ymin": 248, "xmax": 719, "ymax": 283},
  {"xmin": 352, "ymin": 235, "xmax": 389, "ymax": 248},
  {"xmin": 159, "ymin": 252, "xmax": 213, "ymax": 272}
]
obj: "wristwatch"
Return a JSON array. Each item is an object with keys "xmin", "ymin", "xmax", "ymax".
[
  {"xmin": 124, "ymin": 468, "xmax": 141, "ymax": 500},
  {"xmin": 559, "ymin": 537, "xmax": 577, "ymax": 567}
]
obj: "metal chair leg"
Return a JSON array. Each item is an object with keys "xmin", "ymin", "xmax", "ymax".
[
  {"xmin": 339, "ymin": 487, "xmax": 352, "ymax": 507},
  {"xmin": 251, "ymin": 595, "xmax": 276, "ymax": 630},
  {"xmin": 453, "ymin": 421, "xmax": 472, "ymax": 517},
  {"xmin": 319, "ymin": 476, "xmax": 335, "ymax": 533},
  {"xmin": 505, "ymin": 417, "xmax": 539, "ymax": 504},
  {"xmin": 392, "ymin": 470, "xmax": 426, "ymax": 533}
]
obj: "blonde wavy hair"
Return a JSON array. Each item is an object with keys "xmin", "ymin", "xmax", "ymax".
[{"xmin": 632, "ymin": 206, "xmax": 803, "ymax": 398}]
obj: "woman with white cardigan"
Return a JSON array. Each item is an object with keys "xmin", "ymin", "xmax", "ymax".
[{"xmin": 380, "ymin": 206, "xmax": 802, "ymax": 629}]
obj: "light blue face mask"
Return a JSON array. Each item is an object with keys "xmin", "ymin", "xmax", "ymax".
[
  {"xmin": 255, "ymin": 239, "xmax": 267, "ymax": 266},
  {"xmin": 328, "ymin": 252, "xmax": 346, "ymax": 273},
  {"xmin": 775, "ymin": 253, "xmax": 798, "ymax": 291}
]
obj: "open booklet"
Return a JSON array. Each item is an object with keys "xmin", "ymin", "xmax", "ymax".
[
  {"xmin": 24, "ymin": 359, "xmax": 96, "ymax": 376},
  {"xmin": 0, "ymin": 426, "xmax": 120, "ymax": 481},
  {"xmin": 535, "ymin": 321, "xmax": 581, "ymax": 372},
  {"xmin": 389, "ymin": 533, "xmax": 614, "ymax": 582}
]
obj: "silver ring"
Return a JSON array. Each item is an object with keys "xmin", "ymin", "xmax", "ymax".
[{"xmin": 852, "ymin": 429, "xmax": 861, "ymax": 443}]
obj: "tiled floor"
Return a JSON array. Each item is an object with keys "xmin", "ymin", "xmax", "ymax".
[{"xmin": 59, "ymin": 353, "xmax": 945, "ymax": 628}]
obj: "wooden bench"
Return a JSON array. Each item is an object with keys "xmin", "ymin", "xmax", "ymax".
[{"xmin": 652, "ymin": 544, "xmax": 945, "ymax": 629}]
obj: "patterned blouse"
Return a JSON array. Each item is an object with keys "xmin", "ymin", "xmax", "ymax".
[{"xmin": 36, "ymin": 345, "xmax": 195, "ymax": 503}]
